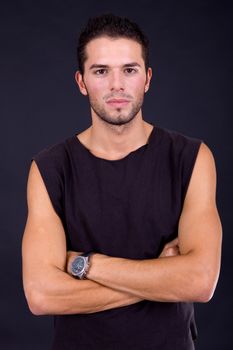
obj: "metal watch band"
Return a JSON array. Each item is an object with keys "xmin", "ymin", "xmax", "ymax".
[{"xmin": 81, "ymin": 251, "xmax": 95, "ymax": 279}]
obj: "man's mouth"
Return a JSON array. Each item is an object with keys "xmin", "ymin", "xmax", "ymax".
[{"xmin": 106, "ymin": 99, "xmax": 130, "ymax": 106}]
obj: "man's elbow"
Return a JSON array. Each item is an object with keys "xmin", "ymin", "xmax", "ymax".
[
  {"xmin": 194, "ymin": 271, "xmax": 219, "ymax": 303},
  {"xmin": 24, "ymin": 285, "xmax": 50, "ymax": 316},
  {"xmin": 195, "ymin": 284, "xmax": 214, "ymax": 303}
]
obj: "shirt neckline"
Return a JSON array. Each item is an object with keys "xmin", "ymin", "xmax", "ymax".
[{"xmin": 73, "ymin": 122, "xmax": 158, "ymax": 163}]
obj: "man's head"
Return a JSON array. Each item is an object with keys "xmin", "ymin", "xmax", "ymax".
[
  {"xmin": 75, "ymin": 13, "xmax": 152, "ymax": 127},
  {"xmin": 77, "ymin": 13, "xmax": 150, "ymax": 76}
]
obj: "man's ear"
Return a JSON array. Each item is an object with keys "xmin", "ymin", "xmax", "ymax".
[
  {"xmin": 145, "ymin": 67, "xmax": 152, "ymax": 93},
  {"xmin": 75, "ymin": 71, "xmax": 88, "ymax": 96}
]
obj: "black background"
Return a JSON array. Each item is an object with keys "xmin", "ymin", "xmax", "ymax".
[{"xmin": 1, "ymin": 0, "xmax": 232, "ymax": 349}]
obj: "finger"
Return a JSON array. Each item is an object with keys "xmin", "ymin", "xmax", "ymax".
[
  {"xmin": 159, "ymin": 246, "xmax": 180, "ymax": 258},
  {"xmin": 164, "ymin": 238, "xmax": 179, "ymax": 249}
]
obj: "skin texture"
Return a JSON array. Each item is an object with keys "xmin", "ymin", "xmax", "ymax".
[{"xmin": 22, "ymin": 36, "xmax": 222, "ymax": 315}]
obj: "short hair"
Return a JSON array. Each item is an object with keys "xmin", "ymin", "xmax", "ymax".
[{"xmin": 77, "ymin": 13, "xmax": 150, "ymax": 75}]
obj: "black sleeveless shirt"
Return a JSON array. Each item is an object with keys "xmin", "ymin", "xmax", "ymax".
[{"xmin": 31, "ymin": 123, "xmax": 203, "ymax": 350}]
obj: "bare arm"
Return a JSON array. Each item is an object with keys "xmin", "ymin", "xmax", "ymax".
[
  {"xmin": 22, "ymin": 161, "xmax": 144, "ymax": 316},
  {"xmin": 81, "ymin": 143, "xmax": 222, "ymax": 302}
]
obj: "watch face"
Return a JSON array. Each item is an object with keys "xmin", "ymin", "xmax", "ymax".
[{"xmin": 71, "ymin": 257, "xmax": 85, "ymax": 276}]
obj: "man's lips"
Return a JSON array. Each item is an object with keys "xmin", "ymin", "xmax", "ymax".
[{"xmin": 106, "ymin": 99, "xmax": 130, "ymax": 106}]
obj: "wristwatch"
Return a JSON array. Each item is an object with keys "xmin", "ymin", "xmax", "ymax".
[{"xmin": 71, "ymin": 251, "xmax": 95, "ymax": 279}]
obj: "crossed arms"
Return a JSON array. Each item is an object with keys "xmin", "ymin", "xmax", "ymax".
[{"xmin": 22, "ymin": 143, "xmax": 222, "ymax": 316}]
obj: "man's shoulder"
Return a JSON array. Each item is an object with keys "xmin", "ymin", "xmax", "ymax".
[
  {"xmin": 31, "ymin": 135, "xmax": 73, "ymax": 169},
  {"xmin": 159, "ymin": 125, "xmax": 203, "ymax": 146}
]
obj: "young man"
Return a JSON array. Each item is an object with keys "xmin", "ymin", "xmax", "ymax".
[{"xmin": 22, "ymin": 13, "xmax": 222, "ymax": 349}]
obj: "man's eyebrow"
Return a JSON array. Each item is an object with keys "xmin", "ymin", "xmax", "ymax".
[{"xmin": 89, "ymin": 62, "xmax": 141, "ymax": 70}]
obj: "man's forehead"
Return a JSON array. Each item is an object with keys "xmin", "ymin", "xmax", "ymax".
[{"xmin": 85, "ymin": 37, "xmax": 143, "ymax": 67}]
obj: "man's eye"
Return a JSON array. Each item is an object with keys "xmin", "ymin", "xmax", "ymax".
[
  {"xmin": 125, "ymin": 68, "xmax": 137, "ymax": 74},
  {"xmin": 95, "ymin": 69, "xmax": 107, "ymax": 75}
]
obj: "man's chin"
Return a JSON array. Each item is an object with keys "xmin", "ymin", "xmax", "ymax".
[
  {"xmin": 102, "ymin": 116, "xmax": 135, "ymax": 126},
  {"xmin": 102, "ymin": 111, "xmax": 138, "ymax": 124}
]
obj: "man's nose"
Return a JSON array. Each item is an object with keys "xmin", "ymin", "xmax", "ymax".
[{"xmin": 109, "ymin": 71, "xmax": 125, "ymax": 91}]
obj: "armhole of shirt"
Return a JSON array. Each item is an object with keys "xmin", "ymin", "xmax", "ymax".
[
  {"xmin": 181, "ymin": 137, "xmax": 203, "ymax": 205},
  {"xmin": 31, "ymin": 146, "xmax": 64, "ymax": 221}
]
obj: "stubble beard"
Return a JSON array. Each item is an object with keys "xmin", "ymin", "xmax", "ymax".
[{"xmin": 87, "ymin": 93, "xmax": 145, "ymax": 126}]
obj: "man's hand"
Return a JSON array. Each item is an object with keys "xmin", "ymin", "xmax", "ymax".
[
  {"xmin": 159, "ymin": 238, "xmax": 180, "ymax": 258},
  {"xmin": 66, "ymin": 237, "xmax": 180, "ymax": 275}
]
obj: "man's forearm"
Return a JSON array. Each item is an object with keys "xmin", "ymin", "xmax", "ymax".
[
  {"xmin": 27, "ymin": 266, "xmax": 143, "ymax": 316},
  {"xmin": 86, "ymin": 253, "xmax": 211, "ymax": 303}
]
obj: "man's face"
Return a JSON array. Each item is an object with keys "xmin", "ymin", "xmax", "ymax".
[{"xmin": 76, "ymin": 36, "xmax": 152, "ymax": 126}]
